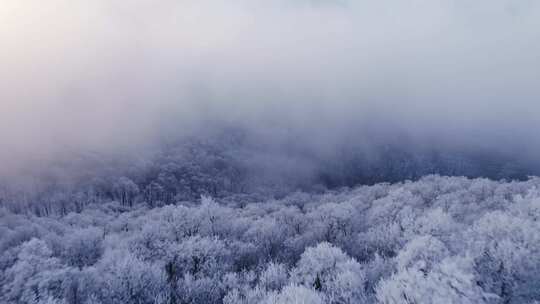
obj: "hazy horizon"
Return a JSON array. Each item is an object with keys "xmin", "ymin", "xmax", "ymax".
[{"xmin": 2, "ymin": 0, "xmax": 540, "ymax": 178}]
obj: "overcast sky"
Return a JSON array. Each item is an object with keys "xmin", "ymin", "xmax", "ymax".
[{"xmin": 1, "ymin": 0, "xmax": 540, "ymax": 174}]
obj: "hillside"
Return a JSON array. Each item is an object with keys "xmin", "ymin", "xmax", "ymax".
[{"xmin": 2, "ymin": 175, "xmax": 540, "ymax": 303}]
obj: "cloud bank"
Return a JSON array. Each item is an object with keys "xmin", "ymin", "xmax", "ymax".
[{"xmin": 1, "ymin": 0, "xmax": 540, "ymax": 177}]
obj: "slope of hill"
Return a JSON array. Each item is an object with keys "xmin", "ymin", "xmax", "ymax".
[{"xmin": 2, "ymin": 175, "xmax": 540, "ymax": 303}]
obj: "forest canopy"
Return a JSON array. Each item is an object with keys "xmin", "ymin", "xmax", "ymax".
[{"xmin": 2, "ymin": 175, "xmax": 540, "ymax": 303}]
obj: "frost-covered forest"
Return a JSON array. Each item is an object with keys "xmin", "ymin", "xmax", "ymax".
[
  {"xmin": 2, "ymin": 174, "xmax": 540, "ymax": 304},
  {"xmin": 3, "ymin": 1, "xmax": 540, "ymax": 303}
]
